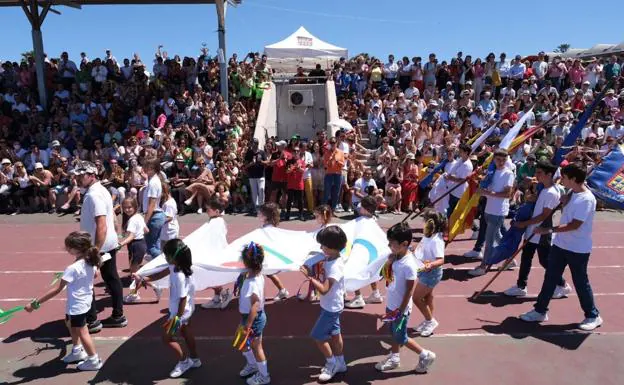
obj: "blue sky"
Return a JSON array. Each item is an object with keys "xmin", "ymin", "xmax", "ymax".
[{"xmin": 1, "ymin": 0, "xmax": 622, "ymax": 63}]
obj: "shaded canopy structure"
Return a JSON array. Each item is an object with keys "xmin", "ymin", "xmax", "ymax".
[
  {"xmin": 264, "ymin": 26, "xmax": 347, "ymax": 59},
  {"xmin": 0, "ymin": 0, "xmax": 241, "ymax": 108}
]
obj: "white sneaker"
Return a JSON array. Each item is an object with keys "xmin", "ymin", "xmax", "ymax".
[
  {"xmin": 239, "ymin": 363, "xmax": 258, "ymax": 377},
  {"xmin": 77, "ymin": 356, "xmax": 103, "ymax": 371},
  {"xmin": 468, "ymin": 266, "xmax": 487, "ymax": 277},
  {"xmin": 191, "ymin": 358, "xmax": 202, "ymax": 368},
  {"xmin": 63, "ymin": 347, "xmax": 88, "ymax": 363},
  {"xmin": 197, "ymin": 208, "xmax": 203, "ymax": 214},
  {"xmin": 219, "ymin": 288, "xmax": 234, "ymax": 309},
  {"xmin": 318, "ymin": 362, "xmax": 338, "ymax": 382},
  {"xmin": 345, "ymin": 295, "xmax": 365, "ymax": 309},
  {"xmin": 552, "ymin": 283, "xmax": 572, "ymax": 299},
  {"xmin": 415, "ymin": 350, "xmax": 436, "ymax": 373},
  {"xmin": 123, "ymin": 293, "xmax": 141, "ymax": 303},
  {"xmin": 273, "ymin": 288, "xmax": 289, "ymax": 301},
  {"xmin": 470, "ymin": 230, "xmax": 479, "ymax": 240},
  {"xmin": 504, "ymin": 285, "xmax": 528, "ymax": 297},
  {"xmin": 170, "ymin": 358, "xmax": 194, "ymax": 378},
  {"xmin": 247, "ymin": 372, "xmax": 271, "ymax": 385},
  {"xmin": 152, "ymin": 286, "xmax": 163, "ymax": 302},
  {"xmin": 464, "ymin": 250, "xmax": 483, "ymax": 259},
  {"xmin": 519, "ymin": 309, "xmax": 548, "ymax": 323},
  {"xmin": 414, "ymin": 319, "xmax": 428, "ymax": 333},
  {"xmin": 419, "ymin": 319, "xmax": 439, "ymax": 337},
  {"xmin": 375, "ymin": 355, "xmax": 400, "ymax": 371},
  {"xmin": 334, "ymin": 204, "xmax": 345, "ymax": 213},
  {"xmin": 184, "ymin": 198, "xmax": 193, "ymax": 206},
  {"xmin": 365, "ymin": 290, "xmax": 383, "ymax": 304},
  {"xmin": 201, "ymin": 296, "xmax": 222, "ymax": 309},
  {"xmin": 579, "ymin": 316, "xmax": 603, "ymax": 331}
]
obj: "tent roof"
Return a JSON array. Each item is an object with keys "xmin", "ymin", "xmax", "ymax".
[
  {"xmin": 581, "ymin": 44, "xmax": 616, "ymax": 55},
  {"xmin": 264, "ymin": 26, "xmax": 347, "ymax": 59}
]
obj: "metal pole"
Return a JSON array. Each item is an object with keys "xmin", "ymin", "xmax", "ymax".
[
  {"xmin": 215, "ymin": 0, "xmax": 228, "ymax": 104},
  {"xmin": 31, "ymin": 28, "xmax": 47, "ymax": 109}
]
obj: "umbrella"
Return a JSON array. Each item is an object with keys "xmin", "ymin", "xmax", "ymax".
[{"xmin": 328, "ymin": 119, "xmax": 354, "ymax": 134}]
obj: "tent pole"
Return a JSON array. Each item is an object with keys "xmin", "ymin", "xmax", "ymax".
[{"xmin": 215, "ymin": 0, "xmax": 228, "ymax": 104}]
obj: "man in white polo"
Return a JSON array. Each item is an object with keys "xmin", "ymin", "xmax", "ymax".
[{"xmin": 76, "ymin": 161, "xmax": 127, "ymax": 330}]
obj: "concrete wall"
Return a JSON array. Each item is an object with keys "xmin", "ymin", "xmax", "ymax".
[
  {"xmin": 275, "ymin": 83, "xmax": 327, "ymax": 141},
  {"xmin": 253, "ymin": 82, "xmax": 277, "ymax": 149}
]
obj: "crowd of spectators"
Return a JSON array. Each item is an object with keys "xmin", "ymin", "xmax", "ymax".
[{"xmin": 1, "ymin": 47, "xmax": 623, "ymax": 219}]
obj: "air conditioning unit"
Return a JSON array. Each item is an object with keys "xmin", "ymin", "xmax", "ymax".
[{"xmin": 288, "ymin": 90, "xmax": 314, "ymax": 107}]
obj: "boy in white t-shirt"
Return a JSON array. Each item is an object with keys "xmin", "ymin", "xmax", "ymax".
[
  {"xmin": 444, "ymin": 144, "xmax": 473, "ymax": 217},
  {"xmin": 160, "ymin": 184, "xmax": 180, "ymax": 249},
  {"xmin": 376, "ymin": 222, "xmax": 436, "ymax": 374},
  {"xmin": 521, "ymin": 163, "xmax": 602, "ymax": 331},
  {"xmin": 300, "ymin": 225, "xmax": 348, "ymax": 383}
]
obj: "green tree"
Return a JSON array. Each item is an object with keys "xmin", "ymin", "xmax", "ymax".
[
  {"xmin": 554, "ymin": 44, "xmax": 570, "ymax": 53},
  {"xmin": 20, "ymin": 50, "xmax": 34, "ymax": 62}
]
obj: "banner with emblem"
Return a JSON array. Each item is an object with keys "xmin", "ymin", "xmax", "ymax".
[{"xmin": 587, "ymin": 144, "xmax": 624, "ymax": 210}]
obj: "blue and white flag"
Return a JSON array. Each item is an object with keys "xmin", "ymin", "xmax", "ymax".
[{"xmin": 587, "ymin": 144, "xmax": 624, "ymax": 210}]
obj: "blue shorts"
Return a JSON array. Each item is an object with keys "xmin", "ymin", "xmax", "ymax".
[
  {"xmin": 310, "ymin": 309, "xmax": 341, "ymax": 341},
  {"xmin": 417, "ymin": 267, "xmax": 443, "ymax": 289},
  {"xmin": 386, "ymin": 308, "xmax": 410, "ymax": 345},
  {"xmin": 241, "ymin": 311, "xmax": 266, "ymax": 337}
]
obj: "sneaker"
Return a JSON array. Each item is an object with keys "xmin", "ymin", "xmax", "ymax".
[
  {"xmin": 239, "ymin": 363, "xmax": 258, "ymax": 377},
  {"xmin": 88, "ymin": 320, "xmax": 103, "ymax": 334},
  {"xmin": 101, "ymin": 315, "xmax": 128, "ymax": 328},
  {"xmin": 464, "ymin": 250, "xmax": 483, "ymax": 259},
  {"xmin": 123, "ymin": 293, "xmax": 141, "ymax": 303},
  {"xmin": 63, "ymin": 347, "xmax": 88, "ymax": 363},
  {"xmin": 345, "ymin": 295, "xmax": 365, "ymax": 309},
  {"xmin": 318, "ymin": 362, "xmax": 338, "ymax": 382},
  {"xmin": 502, "ymin": 259, "xmax": 518, "ymax": 270},
  {"xmin": 414, "ymin": 319, "xmax": 429, "ymax": 333},
  {"xmin": 201, "ymin": 296, "xmax": 222, "ymax": 309},
  {"xmin": 170, "ymin": 358, "xmax": 194, "ymax": 378},
  {"xmin": 552, "ymin": 283, "xmax": 572, "ymax": 299},
  {"xmin": 470, "ymin": 230, "xmax": 479, "ymax": 240},
  {"xmin": 219, "ymin": 289, "xmax": 234, "ymax": 309},
  {"xmin": 419, "ymin": 319, "xmax": 439, "ymax": 337},
  {"xmin": 184, "ymin": 198, "xmax": 193, "ymax": 206},
  {"xmin": 247, "ymin": 372, "xmax": 271, "ymax": 385},
  {"xmin": 519, "ymin": 309, "xmax": 548, "ymax": 323},
  {"xmin": 468, "ymin": 266, "xmax": 487, "ymax": 277},
  {"xmin": 504, "ymin": 285, "xmax": 528, "ymax": 297},
  {"xmin": 77, "ymin": 357, "xmax": 103, "ymax": 371},
  {"xmin": 153, "ymin": 286, "xmax": 163, "ymax": 302},
  {"xmin": 273, "ymin": 288, "xmax": 289, "ymax": 301},
  {"xmin": 415, "ymin": 350, "xmax": 436, "ymax": 373},
  {"xmin": 579, "ymin": 316, "xmax": 603, "ymax": 331},
  {"xmin": 365, "ymin": 290, "xmax": 383, "ymax": 304},
  {"xmin": 334, "ymin": 204, "xmax": 345, "ymax": 213},
  {"xmin": 190, "ymin": 358, "xmax": 202, "ymax": 368},
  {"xmin": 375, "ymin": 355, "xmax": 400, "ymax": 371},
  {"xmin": 197, "ymin": 208, "xmax": 203, "ymax": 214}
]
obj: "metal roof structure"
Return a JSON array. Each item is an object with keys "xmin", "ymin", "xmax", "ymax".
[{"xmin": 2, "ymin": 0, "xmax": 241, "ymax": 107}]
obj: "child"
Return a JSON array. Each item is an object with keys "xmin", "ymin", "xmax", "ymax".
[
  {"xmin": 25, "ymin": 231, "xmax": 103, "ymax": 371},
  {"xmin": 133, "ymin": 239, "xmax": 201, "ymax": 378},
  {"xmin": 376, "ymin": 222, "xmax": 436, "ymax": 373},
  {"xmin": 259, "ymin": 202, "xmax": 289, "ymax": 300},
  {"xmin": 412, "ymin": 210, "xmax": 446, "ymax": 337},
  {"xmin": 118, "ymin": 197, "xmax": 148, "ymax": 276},
  {"xmin": 285, "ymin": 154, "xmax": 306, "ymax": 221},
  {"xmin": 300, "ymin": 225, "xmax": 348, "ymax": 383},
  {"xmin": 238, "ymin": 242, "xmax": 271, "ymax": 385},
  {"xmin": 345, "ymin": 196, "xmax": 383, "ymax": 309},
  {"xmin": 160, "ymin": 183, "xmax": 180, "ymax": 250},
  {"xmin": 298, "ymin": 205, "xmax": 333, "ymax": 302},
  {"xmin": 201, "ymin": 197, "xmax": 235, "ymax": 309}
]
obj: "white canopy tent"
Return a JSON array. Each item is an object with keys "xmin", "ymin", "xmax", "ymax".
[{"xmin": 264, "ymin": 26, "xmax": 348, "ymax": 59}]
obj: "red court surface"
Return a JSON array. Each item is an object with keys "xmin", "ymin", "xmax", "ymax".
[{"xmin": 1, "ymin": 211, "xmax": 623, "ymax": 385}]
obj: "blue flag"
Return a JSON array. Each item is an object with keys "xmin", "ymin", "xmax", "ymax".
[
  {"xmin": 419, "ymin": 158, "xmax": 448, "ymax": 189},
  {"xmin": 485, "ymin": 202, "xmax": 535, "ymax": 265},
  {"xmin": 587, "ymin": 144, "xmax": 624, "ymax": 210}
]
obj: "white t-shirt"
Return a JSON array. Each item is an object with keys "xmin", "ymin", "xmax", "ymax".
[
  {"xmin": 605, "ymin": 125, "xmax": 624, "ymax": 140},
  {"xmin": 80, "ymin": 181, "xmax": 118, "ymax": 253},
  {"xmin": 420, "ymin": 233, "xmax": 445, "ymax": 262},
  {"xmin": 302, "ymin": 151, "xmax": 314, "ymax": 180},
  {"xmin": 160, "ymin": 197, "xmax": 179, "ymax": 241},
  {"xmin": 142, "ymin": 175, "xmax": 163, "ymax": 213},
  {"xmin": 239, "ymin": 274, "xmax": 265, "ymax": 314},
  {"xmin": 386, "ymin": 254, "xmax": 419, "ymax": 314},
  {"xmin": 526, "ymin": 185, "xmax": 561, "ymax": 244},
  {"xmin": 62, "ymin": 259, "xmax": 95, "ymax": 315},
  {"xmin": 449, "ymin": 159, "xmax": 473, "ymax": 198},
  {"xmin": 319, "ymin": 256, "xmax": 345, "ymax": 313},
  {"xmin": 553, "ymin": 190, "xmax": 596, "ymax": 254},
  {"xmin": 126, "ymin": 213, "xmax": 145, "ymax": 240},
  {"xmin": 484, "ymin": 168, "xmax": 515, "ymax": 216},
  {"xmin": 168, "ymin": 265, "xmax": 195, "ymax": 322},
  {"xmin": 352, "ymin": 177, "xmax": 377, "ymax": 204}
]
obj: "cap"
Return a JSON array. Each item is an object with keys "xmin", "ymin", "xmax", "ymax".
[
  {"xmin": 446, "ymin": 81, "xmax": 452, "ymax": 86},
  {"xmin": 405, "ymin": 153, "xmax": 416, "ymax": 160},
  {"xmin": 51, "ymin": 140, "xmax": 60, "ymax": 147},
  {"xmin": 291, "ymin": 135, "xmax": 300, "ymax": 140},
  {"xmin": 1, "ymin": 158, "xmax": 11, "ymax": 165},
  {"xmin": 34, "ymin": 162, "xmax": 43, "ymax": 169},
  {"xmin": 71, "ymin": 160, "xmax": 97, "ymax": 175},
  {"xmin": 501, "ymin": 119, "xmax": 510, "ymax": 126},
  {"xmin": 606, "ymin": 89, "xmax": 615, "ymax": 95},
  {"xmin": 175, "ymin": 154, "xmax": 184, "ymax": 162},
  {"xmin": 276, "ymin": 140, "xmax": 287, "ymax": 147},
  {"xmin": 429, "ymin": 100, "xmax": 438, "ymax": 107},
  {"xmin": 466, "ymin": 80, "xmax": 473, "ymax": 85}
]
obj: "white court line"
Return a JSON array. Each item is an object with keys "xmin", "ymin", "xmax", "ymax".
[{"xmin": 2, "ymin": 293, "xmax": 624, "ymax": 302}]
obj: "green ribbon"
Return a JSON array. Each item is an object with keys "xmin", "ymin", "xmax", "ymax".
[
  {"xmin": 50, "ymin": 272, "xmax": 63, "ymax": 286},
  {"xmin": 0, "ymin": 306, "xmax": 25, "ymax": 324}
]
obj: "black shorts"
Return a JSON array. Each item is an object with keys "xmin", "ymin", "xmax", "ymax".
[
  {"xmin": 272, "ymin": 181, "xmax": 287, "ymax": 193},
  {"xmin": 128, "ymin": 239, "xmax": 147, "ymax": 265},
  {"xmin": 66, "ymin": 312, "xmax": 88, "ymax": 327}
]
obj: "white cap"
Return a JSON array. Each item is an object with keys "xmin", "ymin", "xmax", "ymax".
[
  {"xmin": 34, "ymin": 162, "xmax": 43, "ymax": 170},
  {"xmin": 1, "ymin": 158, "xmax": 11, "ymax": 165}
]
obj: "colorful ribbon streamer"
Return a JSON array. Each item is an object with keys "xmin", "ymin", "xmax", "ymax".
[
  {"xmin": 163, "ymin": 316, "xmax": 181, "ymax": 336},
  {"xmin": 50, "ymin": 272, "xmax": 63, "ymax": 286},
  {"xmin": 0, "ymin": 306, "xmax": 25, "ymax": 324},
  {"xmin": 233, "ymin": 325, "xmax": 254, "ymax": 351}
]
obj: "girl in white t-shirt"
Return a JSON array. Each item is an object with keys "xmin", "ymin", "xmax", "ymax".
[
  {"xmin": 237, "ymin": 241, "xmax": 270, "ymax": 384},
  {"xmin": 298, "ymin": 205, "xmax": 333, "ymax": 302},
  {"xmin": 160, "ymin": 184, "xmax": 180, "ymax": 250},
  {"xmin": 25, "ymin": 231, "xmax": 103, "ymax": 371},
  {"xmin": 412, "ymin": 210, "xmax": 446, "ymax": 337},
  {"xmin": 133, "ymin": 239, "xmax": 200, "ymax": 378},
  {"xmin": 119, "ymin": 198, "xmax": 148, "ymax": 275}
]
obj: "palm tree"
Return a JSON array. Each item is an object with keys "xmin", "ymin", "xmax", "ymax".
[
  {"xmin": 20, "ymin": 50, "xmax": 34, "ymax": 62},
  {"xmin": 553, "ymin": 44, "xmax": 570, "ymax": 53}
]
